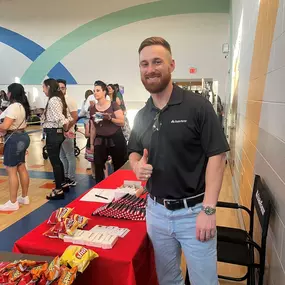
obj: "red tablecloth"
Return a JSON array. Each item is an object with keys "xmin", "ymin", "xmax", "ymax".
[{"xmin": 13, "ymin": 170, "xmax": 158, "ymax": 285}]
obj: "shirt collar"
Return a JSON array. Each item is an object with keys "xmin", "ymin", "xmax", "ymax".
[{"xmin": 146, "ymin": 84, "xmax": 184, "ymax": 111}]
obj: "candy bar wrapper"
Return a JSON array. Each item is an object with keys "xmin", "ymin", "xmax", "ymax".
[
  {"xmin": 58, "ymin": 266, "xmax": 77, "ymax": 285},
  {"xmin": 60, "ymin": 246, "xmax": 98, "ymax": 273},
  {"xmin": 70, "ymin": 214, "xmax": 88, "ymax": 229},
  {"xmin": 58, "ymin": 218, "xmax": 79, "ymax": 239},
  {"xmin": 45, "ymin": 256, "xmax": 61, "ymax": 282},
  {"xmin": 47, "ymin": 207, "xmax": 73, "ymax": 225}
]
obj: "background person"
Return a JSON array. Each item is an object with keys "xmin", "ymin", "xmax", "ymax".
[
  {"xmin": 0, "ymin": 83, "xmax": 31, "ymax": 211},
  {"xmin": 57, "ymin": 79, "xmax": 78, "ymax": 187}
]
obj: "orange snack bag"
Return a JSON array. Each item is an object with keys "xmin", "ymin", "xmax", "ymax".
[
  {"xmin": 30, "ymin": 262, "xmax": 48, "ymax": 280},
  {"xmin": 8, "ymin": 269, "xmax": 23, "ymax": 282},
  {"xmin": 60, "ymin": 246, "xmax": 98, "ymax": 273},
  {"xmin": 45, "ymin": 256, "xmax": 61, "ymax": 281},
  {"xmin": 58, "ymin": 266, "xmax": 77, "ymax": 285}
]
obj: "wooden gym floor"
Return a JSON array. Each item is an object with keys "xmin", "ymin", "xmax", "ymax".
[{"xmin": 0, "ymin": 125, "xmax": 245, "ymax": 284}]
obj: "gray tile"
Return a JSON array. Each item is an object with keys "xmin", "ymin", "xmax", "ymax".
[
  {"xmin": 269, "ymin": 245, "xmax": 285, "ymax": 285},
  {"xmin": 259, "ymin": 102, "xmax": 285, "ymax": 142},
  {"xmin": 263, "ymin": 66, "xmax": 285, "ymax": 103},
  {"xmin": 269, "ymin": 208, "xmax": 285, "ymax": 256},
  {"xmin": 274, "ymin": 0, "xmax": 284, "ymax": 41},
  {"xmin": 255, "ymin": 152, "xmax": 285, "ymax": 225},
  {"xmin": 257, "ymin": 128, "xmax": 285, "ymax": 184},
  {"xmin": 273, "ymin": 32, "xmax": 285, "ymax": 71}
]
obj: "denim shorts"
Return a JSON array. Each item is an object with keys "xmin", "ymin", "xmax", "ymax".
[{"xmin": 4, "ymin": 132, "xmax": 30, "ymax": 167}]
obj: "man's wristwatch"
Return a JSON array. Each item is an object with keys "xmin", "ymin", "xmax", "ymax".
[{"xmin": 202, "ymin": 205, "xmax": 216, "ymax": 215}]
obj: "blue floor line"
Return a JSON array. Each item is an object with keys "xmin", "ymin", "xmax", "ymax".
[
  {"xmin": 0, "ymin": 175, "xmax": 97, "ymax": 251},
  {"xmin": 0, "ymin": 168, "xmax": 90, "ymax": 180}
]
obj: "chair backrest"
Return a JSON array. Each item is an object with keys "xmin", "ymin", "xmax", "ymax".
[{"xmin": 250, "ymin": 175, "xmax": 271, "ymax": 241}]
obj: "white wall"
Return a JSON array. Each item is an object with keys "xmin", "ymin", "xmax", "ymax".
[{"xmin": 0, "ymin": 0, "xmax": 229, "ymax": 110}]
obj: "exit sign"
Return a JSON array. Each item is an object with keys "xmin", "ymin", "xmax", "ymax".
[{"xmin": 189, "ymin": 67, "xmax": 197, "ymax": 74}]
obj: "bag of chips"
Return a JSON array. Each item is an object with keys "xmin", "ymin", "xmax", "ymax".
[
  {"xmin": 58, "ymin": 266, "xmax": 77, "ymax": 285},
  {"xmin": 45, "ymin": 256, "xmax": 61, "ymax": 282},
  {"xmin": 57, "ymin": 218, "xmax": 79, "ymax": 239},
  {"xmin": 17, "ymin": 260, "xmax": 44, "ymax": 273},
  {"xmin": 8, "ymin": 269, "xmax": 24, "ymax": 282},
  {"xmin": 70, "ymin": 214, "xmax": 88, "ymax": 229},
  {"xmin": 18, "ymin": 273, "xmax": 32, "ymax": 285},
  {"xmin": 60, "ymin": 246, "xmax": 98, "ymax": 273},
  {"xmin": 30, "ymin": 262, "xmax": 48, "ymax": 280},
  {"xmin": 47, "ymin": 207, "xmax": 73, "ymax": 225},
  {"xmin": 44, "ymin": 219, "xmax": 79, "ymax": 239}
]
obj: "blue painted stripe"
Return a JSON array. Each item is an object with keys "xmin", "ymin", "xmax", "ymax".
[
  {"xmin": 0, "ymin": 175, "xmax": 97, "ymax": 251},
  {"xmin": 0, "ymin": 26, "xmax": 77, "ymax": 84}
]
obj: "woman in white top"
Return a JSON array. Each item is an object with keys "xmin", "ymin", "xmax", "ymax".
[
  {"xmin": 42, "ymin": 79, "xmax": 71, "ymax": 200},
  {"xmin": 0, "ymin": 83, "xmax": 31, "ymax": 211}
]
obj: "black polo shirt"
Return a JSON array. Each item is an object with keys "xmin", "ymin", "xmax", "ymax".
[{"xmin": 128, "ymin": 84, "xmax": 230, "ymax": 199}]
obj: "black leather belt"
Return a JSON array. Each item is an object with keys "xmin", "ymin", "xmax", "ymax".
[
  {"xmin": 43, "ymin": 128, "xmax": 63, "ymax": 133},
  {"xmin": 149, "ymin": 193, "xmax": 204, "ymax": 211}
]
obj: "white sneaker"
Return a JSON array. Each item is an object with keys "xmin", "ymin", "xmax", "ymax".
[
  {"xmin": 0, "ymin": 200, "xmax": 19, "ymax": 211},
  {"xmin": 17, "ymin": 196, "xmax": 30, "ymax": 205}
]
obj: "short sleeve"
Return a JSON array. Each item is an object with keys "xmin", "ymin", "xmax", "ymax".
[
  {"xmin": 199, "ymin": 100, "xmax": 230, "ymax": 157},
  {"xmin": 111, "ymin": 102, "xmax": 121, "ymax": 112},
  {"xmin": 5, "ymin": 104, "xmax": 18, "ymax": 120},
  {"xmin": 128, "ymin": 112, "xmax": 143, "ymax": 156}
]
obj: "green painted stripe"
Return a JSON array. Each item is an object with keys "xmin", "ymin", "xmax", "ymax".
[{"xmin": 21, "ymin": 0, "xmax": 229, "ymax": 84}]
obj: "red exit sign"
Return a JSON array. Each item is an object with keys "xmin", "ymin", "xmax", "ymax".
[{"xmin": 189, "ymin": 67, "xmax": 197, "ymax": 74}]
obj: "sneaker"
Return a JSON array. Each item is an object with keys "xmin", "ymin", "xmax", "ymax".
[
  {"xmin": 0, "ymin": 200, "xmax": 19, "ymax": 211},
  {"xmin": 68, "ymin": 180, "xmax": 77, "ymax": 187},
  {"xmin": 17, "ymin": 196, "xmax": 30, "ymax": 205}
]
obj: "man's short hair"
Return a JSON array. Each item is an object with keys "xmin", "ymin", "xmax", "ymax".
[
  {"xmin": 57, "ymin": 79, "xmax": 67, "ymax": 87},
  {"xmin": 138, "ymin": 37, "xmax": 172, "ymax": 54}
]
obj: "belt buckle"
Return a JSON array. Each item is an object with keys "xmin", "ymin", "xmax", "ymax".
[
  {"xmin": 163, "ymin": 199, "xmax": 174, "ymax": 210},
  {"xmin": 57, "ymin": 129, "xmax": 63, "ymax": 133}
]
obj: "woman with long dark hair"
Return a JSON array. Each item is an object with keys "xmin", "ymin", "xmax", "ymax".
[
  {"xmin": 0, "ymin": 83, "xmax": 31, "ymax": 211},
  {"xmin": 107, "ymin": 84, "xmax": 131, "ymax": 142},
  {"xmin": 90, "ymin": 80, "xmax": 127, "ymax": 183},
  {"xmin": 42, "ymin": 78, "xmax": 71, "ymax": 200}
]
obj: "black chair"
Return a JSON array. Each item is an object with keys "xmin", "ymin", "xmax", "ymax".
[{"xmin": 185, "ymin": 175, "xmax": 271, "ymax": 285}]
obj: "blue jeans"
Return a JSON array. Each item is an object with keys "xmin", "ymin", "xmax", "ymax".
[
  {"xmin": 146, "ymin": 196, "xmax": 218, "ymax": 285},
  {"xmin": 60, "ymin": 137, "xmax": 76, "ymax": 181}
]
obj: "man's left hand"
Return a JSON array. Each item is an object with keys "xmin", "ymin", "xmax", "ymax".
[{"xmin": 196, "ymin": 211, "xmax": 216, "ymax": 242}]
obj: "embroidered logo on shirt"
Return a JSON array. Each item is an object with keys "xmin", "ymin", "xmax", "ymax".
[{"xmin": 171, "ymin": 120, "xmax": 187, "ymax": 124}]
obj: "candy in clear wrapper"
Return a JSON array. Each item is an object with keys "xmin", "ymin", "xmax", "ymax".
[
  {"xmin": 60, "ymin": 245, "xmax": 98, "ymax": 273},
  {"xmin": 58, "ymin": 266, "xmax": 77, "ymax": 285}
]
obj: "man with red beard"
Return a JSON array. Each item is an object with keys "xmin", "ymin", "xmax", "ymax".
[{"xmin": 128, "ymin": 37, "xmax": 230, "ymax": 285}]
